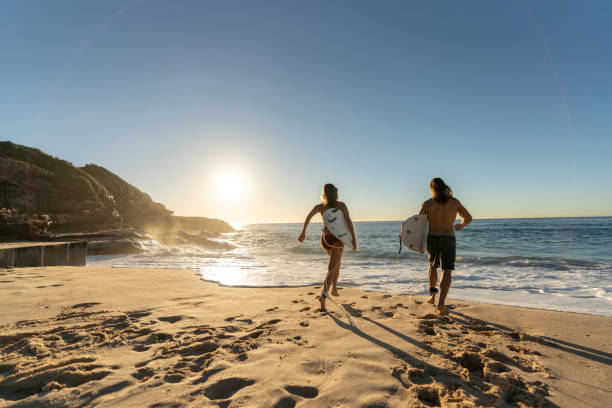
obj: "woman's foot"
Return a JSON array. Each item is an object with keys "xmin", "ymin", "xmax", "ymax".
[
  {"xmin": 331, "ymin": 287, "xmax": 340, "ymax": 297},
  {"xmin": 317, "ymin": 295, "xmax": 327, "ymax": 312}
]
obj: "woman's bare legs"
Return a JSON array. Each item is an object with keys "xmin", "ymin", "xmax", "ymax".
[
  {"xmin": 331, "ymin": 247, "xmax": 343, "ymax": 296},
  {"xmin": 318, "ymin": 246, "xmax": 343, "ymax": 311}
]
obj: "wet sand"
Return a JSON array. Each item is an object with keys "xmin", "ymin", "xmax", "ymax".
[{"xmin": 0, "ymin": 266, "xmax": 610, "ymax": 407}]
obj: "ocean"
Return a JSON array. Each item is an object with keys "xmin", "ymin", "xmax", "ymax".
[{"xmin": 88, "ymin": 217, "xmax": 612, "ymax": 317}]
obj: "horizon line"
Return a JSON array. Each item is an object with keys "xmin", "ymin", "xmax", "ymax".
[{"xmin": 225, "ymin": 214, "xmax": 612, "ymax": 226}]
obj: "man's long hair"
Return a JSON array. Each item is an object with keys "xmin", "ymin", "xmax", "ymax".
[
  {"xmin": 430, "ymin": 178, "xmax": 453, "ymax": 203},
  {"xmin": 321, "ymin": 183, "xmax": 338, "ymax": 207}
]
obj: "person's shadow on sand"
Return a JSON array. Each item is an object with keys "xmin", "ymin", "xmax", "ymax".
[
  {"xmin": 450, "ymin": 311, "xmax": 612, "ymax": 367},
  {"xmin": 328, "ymin": 304, "xmax": 561, "ymax": 408}
]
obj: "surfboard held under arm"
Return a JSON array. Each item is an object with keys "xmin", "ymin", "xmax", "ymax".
[
  {"xmin": 323, "ymin": 208, "xmax": 359, "ymax": 250},
  {"xmin": 401, "ymin": 215, "xmax": 428, "ymax": 253}
]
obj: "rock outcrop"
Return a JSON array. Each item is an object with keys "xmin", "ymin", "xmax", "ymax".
[{"xmin": 0, "ymin": 141, "xmax": 233, "ymax": 241}]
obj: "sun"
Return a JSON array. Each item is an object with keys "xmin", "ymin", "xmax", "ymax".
[{"xmin": 214, "ymin": 170, "xmax": 247, "ymax": 202}]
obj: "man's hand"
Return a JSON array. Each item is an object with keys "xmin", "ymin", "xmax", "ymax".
[
  {"xmin": 454, "ymin": 223, "xmax": 465, "ymax": 231},
  {"xmin": 298, "ymin": 232, "xmax": 306, "ymax": 242}
]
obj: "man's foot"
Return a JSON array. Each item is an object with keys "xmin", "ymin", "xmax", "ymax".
[
  {"xmin": 331, "ymin": 288, "xmax": 340, "ymax": 297},
  {"xmin": 317, "ymin": 295, "xmax": 327, "ymax": 312},
  {"xmin": 428, "ymin": 288, "xmax": 438, "ymax": 304},
  {"xmin": 436, "ymin": 304, "xmax": 448, "ymax": 315}
]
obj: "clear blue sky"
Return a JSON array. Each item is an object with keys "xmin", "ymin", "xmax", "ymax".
[{"xmin": 2, "ymin": 1, "xmax": 611, "ymax": 223}]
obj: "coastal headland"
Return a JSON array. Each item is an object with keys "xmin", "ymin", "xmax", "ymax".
[{"xmin": 1, "ymin": 266, "xmax": 609, "ymax": 407}]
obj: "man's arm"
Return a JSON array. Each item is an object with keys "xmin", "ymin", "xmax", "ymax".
[
  {"xmin": 419, "ymin": 200, "xmax": 428, "ymax": 216},
  {"xmin": 298, "ymin": 204, "xmax": 322, "ymax": 242},
  {"xmin": 455, "ymin": 200, "xmax": 472, "ymax": 231}
]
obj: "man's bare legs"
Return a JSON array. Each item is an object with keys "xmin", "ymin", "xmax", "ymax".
[
  {"xmin": 428, "ymin": 265, "xmax": 438, "ymax": 304},
  {"xmin": 437, "ymin": 269, "xmax": 452, "ymax": 315},
  {"xmin": 428, "ymin": 265, "xmax": 452, "ymax": 314},
  {"xmin": 318, "ymin": 247, "xmax": 343, "ymax": 312}
]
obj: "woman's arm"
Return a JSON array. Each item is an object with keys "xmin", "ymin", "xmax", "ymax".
[
  {"xmin": 298, "ymin": 204, "xmax": 322, "ymax": 242},
  {"xmin": 340, "ymin": 203, "xmax": 357, "ymax": 250}
]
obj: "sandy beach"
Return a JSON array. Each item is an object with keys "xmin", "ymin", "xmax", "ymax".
[{"xmin": 0, "ymin": 266, "xmax": 610, "ymax": 407}]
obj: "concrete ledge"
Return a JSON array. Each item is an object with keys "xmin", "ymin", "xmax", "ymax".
[
  {"xmin": 43, "ymin": 243, "xmax": 70, "ymax": 266},
  {"xmin": 14, "ymin": 246, "xmax": 43, "ymax": 267},
  {"xmin": 0, "ymin": 249, "xmax": 14, "ymax": 268},
  {"xmin": 68, "ymin": 242, "xmax": 87, "ymax": 266},
  {"xmin": 0, "ymin": 242, "xmax": 87, "ymax": 268}
]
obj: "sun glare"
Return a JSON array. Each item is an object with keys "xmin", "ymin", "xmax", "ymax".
[{"xmin": 214, "ymin": 170, "xmax": 247, "ymax": 202}]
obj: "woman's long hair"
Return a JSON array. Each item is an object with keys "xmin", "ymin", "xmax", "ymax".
[
  {"xmin": 321, "ymin": 183, "xmax": 338, "ymax": 208},
  {"xmin": 430, "ymin": 178, "xmax": 453, "ymax": 203}
]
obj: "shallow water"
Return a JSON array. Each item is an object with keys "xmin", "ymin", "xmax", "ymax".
[{"xmin": 89, "ymin": 217, "xmax": 612, "ymax": 317}]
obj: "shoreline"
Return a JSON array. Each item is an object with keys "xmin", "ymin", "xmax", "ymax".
[
  {"xmin": 1, "ymin": 266, "xmax": 610, "ymax": 407},
  {"xmin": 87, "ymin": 263, "xmax": 612, "ymax": 318}
]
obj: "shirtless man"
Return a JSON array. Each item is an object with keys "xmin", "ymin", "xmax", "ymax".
[{"xmin": 419, "ymin": 178, "xmax": 472, "ymax": 315}]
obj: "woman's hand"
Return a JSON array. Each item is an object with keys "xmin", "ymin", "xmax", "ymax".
[
  {"xmin": 298, "ymin": 232, "xmax": 306, "ymax": 243},
  {"xmin": 352, "ymin": 239, "xmax": 357, "ymax": 250}
]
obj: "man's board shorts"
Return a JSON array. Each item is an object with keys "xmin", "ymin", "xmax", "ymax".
[{"xmin": 427, "ymin": 234, "xmax": 456, "ymax": 270}]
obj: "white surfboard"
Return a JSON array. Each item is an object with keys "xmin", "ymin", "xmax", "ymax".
[
  {"xmin": 401, "ymin": 215, "xmax": 429, "ymax": 253},
  {"xmin": 323, "ymin": 207, "xmax": 358, "ymax": 250}
]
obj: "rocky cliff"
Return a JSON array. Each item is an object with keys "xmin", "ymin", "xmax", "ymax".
[{"xmin": 0, "ymin": 141, "xmax": 233, "ymax": 240}]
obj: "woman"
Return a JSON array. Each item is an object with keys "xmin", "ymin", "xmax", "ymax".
[{"xmin": 298, "ymin": 183, "xmax": 357, "ymax": 312}]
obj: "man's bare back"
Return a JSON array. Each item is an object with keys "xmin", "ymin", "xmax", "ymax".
[{"xmin": 420, "ymin": 198, "xmax": 471, "ymax": 235}]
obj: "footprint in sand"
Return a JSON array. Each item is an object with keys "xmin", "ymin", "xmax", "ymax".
[
  {"xmin": 412, "ymin": 385, "xmax": 441, "ymax": 406},
  {"xmin": 163, "ymin": 371, "xmax": 186, "ymax": 383},
  {"xmin": 203, "ymin": 377, "xmax": 255, "ymax": 400},
  {"xmin": 71, "ymin": 302, "xmax": 101, "ymax": 309},
  {"xmin": 417, "ymin": 322, "xmax": 436, "ymax": 336},
  {"xmin": 287, "ymin": 336, "xmax": 307, "ymax": 346},
  {"xmin": 273, "ymin": 396, "xmax": 296, "ymax": 408},
  {"xmin": 284, "ymin": 385, "xmax": 319, "ymax": 399},
  {"xmin": 506, "ymin": 344, "xmax": 542, "ymax": 356},
  {"xmin": 132, "ymin": 367, "xmax": 156, "ymax": 381},
  {"xmin": 266, "ymin": 307, "xmax": 279, "ymax": 312},
  {"xmin": 128, "ymin": 310, "xmax": 152, "ymax": 319},
  {"xmin": 158, "ymin": 316, "xmax": 185, "ymax": 323},
  {"xmin": 299, "ymin": 307, "xmax": 310, "ymax": 312},
  {"xmin": 149, "ymin": 403, "xmax": 187, "ymax": 408}
]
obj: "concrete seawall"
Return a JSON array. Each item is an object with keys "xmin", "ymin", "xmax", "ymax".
[{"xmin": 0, "ymin": 242, "xmax": 87, "ymax": 268}]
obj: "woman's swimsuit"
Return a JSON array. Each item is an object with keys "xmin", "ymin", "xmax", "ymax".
[{"xmin": 321, "ymin": 229, "xmax": 343, "ymax": 251}]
